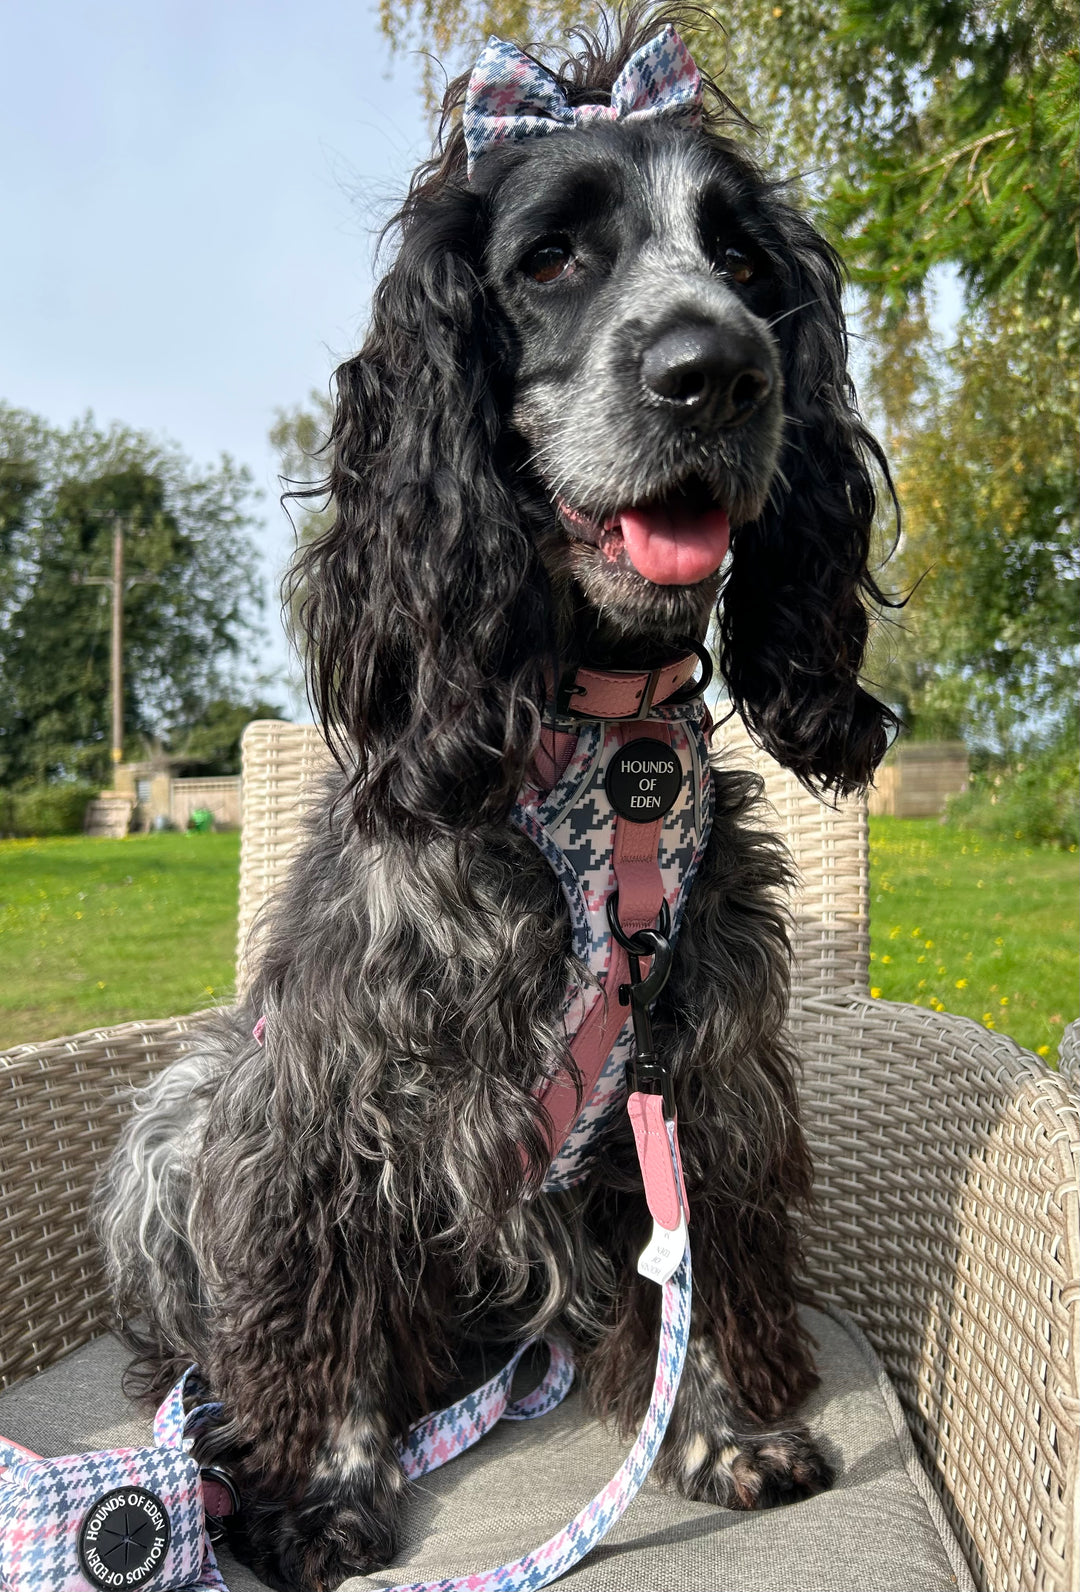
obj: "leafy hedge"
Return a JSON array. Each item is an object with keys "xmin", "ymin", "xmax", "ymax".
[
  {"xmin": 0, "ymin": 783, "xmax": 98, "ymax": 838},
  {"xmin": 947, "ymin": 743, "xmax": 1079, "ymax": 849}
]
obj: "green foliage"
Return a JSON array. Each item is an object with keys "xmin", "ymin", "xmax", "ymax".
[
  {"xmin": 0, "ymin": 407, "xmax": 264, "ymax": 787},
  {"xmin": 870, "ymin": 293, "xmax": 1079, "ymax": 747},
  {"xmin": 172, "ymin": 697, "xmax": 284, "ymax": 776},
  {"xmin": 946, "ymin": 736, "xmax": 1080, "ymax": 850},
  {"xmin": 828, "ymin": 1, "xmax": 1079, "ymax": 308},
  {"xmin": 0, "ymin": 782, "xmax": 98, "ymax": 838}
]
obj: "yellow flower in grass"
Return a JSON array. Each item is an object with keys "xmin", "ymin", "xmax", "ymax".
[
  {"xmin": 1037, "ymin": 1045, "xmax": 1050, "ymax": 1057},
  {"xmin": 881, "ymin": 955, "xmax": 892, "ymax": 964},
  {"xmin": 870, "ymin": 987, "xmax": 882, "ymax": 998},
  {"xmin": 955, "ymin": 979, "xmax": 967, "ymax": 989}
]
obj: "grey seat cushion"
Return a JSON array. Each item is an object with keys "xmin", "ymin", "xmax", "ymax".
[{"xmin": 0, "ymin": 1307, "xmax": 972, "ymax": 1592}]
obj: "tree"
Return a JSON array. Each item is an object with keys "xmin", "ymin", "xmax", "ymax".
[
  {"xmin": 870, "ymin": 293, "xmax": 1078, "ymax": 748},
  {"xmin": 0, "ymin": 407, "xmax": 265, "ymax": 786},
  {"xmin": 171, "ymin": 696, "xmax": 285, "ymax": 776}
]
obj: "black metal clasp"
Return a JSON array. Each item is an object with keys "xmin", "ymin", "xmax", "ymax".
[{"xmin": 607, "ymin": 892, "xmax": 675, "ymax": 1118}]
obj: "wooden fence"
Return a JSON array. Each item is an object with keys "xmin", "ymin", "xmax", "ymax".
[
  {"xmin": 868, "ymin": 742, "xmax": 969, "ymax": 818},
  {"xmin": 167, "ymin": 777, "xmax": 241, "ymax": 830}
]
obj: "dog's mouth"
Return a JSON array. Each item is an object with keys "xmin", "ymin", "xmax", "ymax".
[{"xmin": 556, "ymin": 479, "xmax": 730, "ymax": 587}]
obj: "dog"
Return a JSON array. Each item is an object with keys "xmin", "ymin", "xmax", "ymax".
[{"xmin": 98, "ymin": 10, "xmax": 896, "ymax": 1590}]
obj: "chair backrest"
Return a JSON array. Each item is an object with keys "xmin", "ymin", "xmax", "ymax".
[{"xmin": 237, "ymin": 718, "xmax": 869, "ymax": 1001}]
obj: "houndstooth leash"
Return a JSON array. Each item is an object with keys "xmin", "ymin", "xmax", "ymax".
[{"xmin": 0, "ymin": 650, "xmax": 709, "ymax": 1592}]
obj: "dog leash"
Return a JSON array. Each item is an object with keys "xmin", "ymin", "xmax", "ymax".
[
  {"xmin": 378, "ymin": 1111, "xmax": 691, "ymax": 1592},
  {"xmin": 0, "ymin": 1116, "xmax": 689, "ymax": 1592}
]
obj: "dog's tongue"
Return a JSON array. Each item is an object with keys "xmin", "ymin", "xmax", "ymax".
[{"xmin": 617, "ymin": 504, "xmax": 731, "ymax": 585}]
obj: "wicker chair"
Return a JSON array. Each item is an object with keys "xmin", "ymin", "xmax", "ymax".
[{"xmin": 1, "ymin": 718, "xmax": 1076, "ymax": 1592}]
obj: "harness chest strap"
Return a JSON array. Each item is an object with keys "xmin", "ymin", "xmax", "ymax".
[{"xmin": 531, "ymin": 717, "xmax": 673, "ymax": 1163}]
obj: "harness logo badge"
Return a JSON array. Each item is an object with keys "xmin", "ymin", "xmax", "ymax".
[
  {"xmin": 604, "ymin": 739, "xmax": 682, "ymax": 822},
  {"xmin": 77, "ymin": 1486, "xmax": 172, "ymax": 1589}
]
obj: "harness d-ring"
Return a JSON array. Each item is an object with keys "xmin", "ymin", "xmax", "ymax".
[{"xmin": 606, "ymin": 891, "xmax": 670, "ymax": 956}]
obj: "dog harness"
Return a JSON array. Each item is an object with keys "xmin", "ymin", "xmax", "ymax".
[
  {"xmin": 512, "ymin": 693, "xmax": 713, "ymax": 1191},
  {"xmin": 0, "ymin": 651, "xmax": 710, "ymax": 1592}
]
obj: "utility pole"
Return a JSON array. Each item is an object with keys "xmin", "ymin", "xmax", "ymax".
[
  {"xmin": 76, "ymin": 518, "xmax": 155, "ymax": 778},
  {"xmin": 109, "ymin": 520, "xmax": 123, "ymax": 767}
]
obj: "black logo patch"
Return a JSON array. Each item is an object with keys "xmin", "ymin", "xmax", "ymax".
[
  {"xmin": 605, "ymin": 739, "xmax": 682, "ymax": 823},
  {"xmin": 78, "ymin": 1486, "xmax": 171, "ymax": 1589}
]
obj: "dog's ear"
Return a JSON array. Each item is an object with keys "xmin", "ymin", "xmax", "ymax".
[
  {"xmin": 291, "ymin": 186, "xmax": 551, "ymax": 835},
  {"xmin": 718, "ymin": 205, "xmax": 898, "ymax": 795}
]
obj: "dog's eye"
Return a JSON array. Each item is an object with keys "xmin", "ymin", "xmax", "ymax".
[
  {"xmin": 724, "ymin": 248, "xmax": 755, "ymax": 285},
  {"xmin": 522, "ymin": 239, "xmax": 575, "ymax": 284}
]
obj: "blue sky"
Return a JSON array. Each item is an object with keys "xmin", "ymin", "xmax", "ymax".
[{"xmin": 1, "ymin": 1, "xmax": 439, "ymax": 712}]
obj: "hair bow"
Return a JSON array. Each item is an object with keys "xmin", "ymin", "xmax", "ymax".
[{"xmin": 463, "ymin": 24, "xmax": 703, "ymax": 176}]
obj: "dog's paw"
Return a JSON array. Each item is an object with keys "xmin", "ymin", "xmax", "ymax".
[
  {"xmin": 674, "ymin": 1425, "xmax": 834, "ymax": 1510},
  {"xmin": 227, "ymin": 1488, "xmax": 403, "ymax": 1592}
]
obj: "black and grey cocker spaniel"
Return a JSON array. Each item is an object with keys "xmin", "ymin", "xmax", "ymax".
[{"xmin": 99, "ymin": 9, "xmax": 896, "ymax": 1590}]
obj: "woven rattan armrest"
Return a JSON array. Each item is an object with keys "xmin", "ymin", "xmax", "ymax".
[
  {"xmin": 797, "ymin": 992, "xmax": 1080, "ymax": 1592},
  {"xmin": 0, "ymin": 1014, "xmax": 208, "ymax": 1392}
]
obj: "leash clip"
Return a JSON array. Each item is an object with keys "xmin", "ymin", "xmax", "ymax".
[{"xmin": 607, "ymin": 893, "xmax": 675, "ymax": 1119}]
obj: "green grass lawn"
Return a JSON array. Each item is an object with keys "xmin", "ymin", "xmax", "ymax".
[
  {"xmin": 0, "ymin": 831, "xmax": 239, "ymax": 1049},
  {"xmin": 869, "ymin": 818, "xmax": 1078, "ymax": 1057},
  {"xmin": 1, "ymin": 822, "xmax": 1076, "ymax": 1056}
]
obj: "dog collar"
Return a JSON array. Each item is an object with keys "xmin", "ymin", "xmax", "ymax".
[{"xmin": 554, "ymin": 640, "xmax": 711, "ymax": 719}]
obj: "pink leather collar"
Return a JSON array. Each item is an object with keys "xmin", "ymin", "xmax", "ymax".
[{"xmin": 556, "ymin": 648, "xmax": 703, "ymax": 719}]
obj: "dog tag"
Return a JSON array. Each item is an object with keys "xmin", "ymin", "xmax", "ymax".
[
  {"xmin": 605, "ymin": 739, "xmax": 682, "ymax": 823},
  {"xmin": 638, "ymin": 1213, "xmax": 687, "ymax": 1285}
]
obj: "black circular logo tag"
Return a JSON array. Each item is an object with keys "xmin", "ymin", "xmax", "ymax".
[
  {"xmin": 604, "ymin": 738, "xmax": 683, "ymax": 823},
  {"xmin": 78, "ymin": 1486, "xmax": 171, "ymax": 1589}
]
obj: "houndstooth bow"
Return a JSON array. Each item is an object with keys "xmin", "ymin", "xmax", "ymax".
[{"xmin": 463, "ymin": 24, "xmax": 703, "ymax": 175}]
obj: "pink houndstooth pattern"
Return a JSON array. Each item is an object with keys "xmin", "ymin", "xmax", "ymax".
[
  {"xmin": 379, "ymin": 1235, "xmax": 692, "ymax": 1592},
  {"xmin": 463, "ymin": 24, "xmax": 703, "ymax": 174},
  {"xmin": 0, "ymin": 1366, "xmax": 227, "ymax": 1592},
  {"xmin": 399, "ymin": 1337, "xmax": 575, "ymax": 1480},
  {"xmin": 511, "ymin": 703, "xmax": 713, "ymax": 1191}
]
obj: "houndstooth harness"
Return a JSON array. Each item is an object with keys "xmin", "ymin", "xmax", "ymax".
[{"xmin": 511, "ymin": 687, "xmax": 714, "ymax": 1191}]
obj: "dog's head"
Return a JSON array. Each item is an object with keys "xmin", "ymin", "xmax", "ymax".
[{"xmin": 292, "ymin": 9, "xmax": 897, "ymax": 835}]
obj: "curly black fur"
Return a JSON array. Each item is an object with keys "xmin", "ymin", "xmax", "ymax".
[{"xmin": 99, "ymin": 9, "xmax": 895, "ymax": 1589}]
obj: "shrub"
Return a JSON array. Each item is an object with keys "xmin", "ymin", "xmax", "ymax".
[
  {"xmin": 946, "ymin": 741, "xmax": 1079, "ymax": 849},
  {"xmin": 0, "ymin": 782, "xmax": 99, "ymax": 837}
]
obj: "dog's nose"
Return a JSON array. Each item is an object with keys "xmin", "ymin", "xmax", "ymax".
[{"xmin": 640, "ymin": 324, "xmax": 772, "ymax": 426}]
